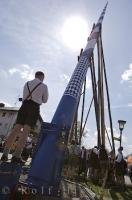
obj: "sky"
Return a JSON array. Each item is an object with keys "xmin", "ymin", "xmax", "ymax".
[{"xmin": 0, "ymin": 0, "xmax": 131, "ymax": 155}]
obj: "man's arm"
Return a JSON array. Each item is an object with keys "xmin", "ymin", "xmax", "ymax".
[{"xmin": 42, "ymin": 84, "xmax": 48, "ymax": 103}]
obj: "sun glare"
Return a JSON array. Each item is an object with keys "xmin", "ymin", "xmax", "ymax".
[{"xmin": 61, "ymin": 16, "xmax": 89, "ymax": 51}]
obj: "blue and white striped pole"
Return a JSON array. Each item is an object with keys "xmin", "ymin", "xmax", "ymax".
[{"xmin": 27, "ymin": 3, "xmax": 108, "ymax": 190}]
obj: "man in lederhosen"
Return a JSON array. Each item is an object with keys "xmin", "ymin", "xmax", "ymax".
[{"xmin": 1, "ymin": 71, "xmax": 48, "ymax": 163}]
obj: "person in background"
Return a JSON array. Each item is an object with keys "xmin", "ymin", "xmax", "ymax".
[
  {"xmin": 88, "ymin": 146, "xmax": 99, "ymax": 182},
  {"xmin": 79, "ymin": 146, "xmax": 87, "ymax": 176},
  {"xmin": 130, "ymin": 167, "xmax": 132, "ymax": 183},
  {"xmin": 1, "ymin": 71, "xmax": 48, "ymax": 163},
  {"xmin": 115, "ymin": 146, "xmax": 126, "ymax": 190},
  {"xmin": 107, "ymin": 150, "xmax": 116, "ymax": 187},
  {"xmin": 98, "ymin": 145, "xmax": 108, "ymax": 186},
  {"xmin": 66, "ymin": 140, "xmax": 81, "ymax": 179}
]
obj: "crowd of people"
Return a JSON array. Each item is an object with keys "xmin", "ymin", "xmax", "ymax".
[
  {"xmin": 63, "ymin": 140, "xmax": 132, "ymax": 191},
  {"xmin": 1, "ymin": 133, "xmax": 131, "ymax": 190}
]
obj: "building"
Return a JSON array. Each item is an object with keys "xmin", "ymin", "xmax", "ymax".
[{"xmin": 0, "ymin": 103, "xmax": 43, "ymax": 138}]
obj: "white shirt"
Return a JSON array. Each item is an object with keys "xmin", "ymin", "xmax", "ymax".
[
  {"xmin": 116, "ymin": 151, "xmax": 123, "ymax": 163},
  {"xmin": 23, "ymin": 78, "xmax": 48, "ymax": 105}
]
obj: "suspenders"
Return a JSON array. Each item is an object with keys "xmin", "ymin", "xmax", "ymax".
[{"xmin": 25, "ymin": 82, "xmax": 42, "ymax": 101}]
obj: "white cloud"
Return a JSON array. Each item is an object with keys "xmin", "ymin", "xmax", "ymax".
[
  {"xmin": 81, "ymin": 129, "xmax": 97, "ymax": 149},
  {"xmin": 0, "ymin": 69, "xmax": 8, "ymax": 79},
  {"xmin": 8, "ymin": 64, "xmax": 34, "ymax": 80},
  {"xmin": 121, "ymin": 63, "xmax": 132, "ymax": 82},
  {"xmin": 86, "ymin": 76, "xmax": 91, "ymax": 89},
  {"xmin": 128, "ymin": 103, "xmax": 132, "ymax": 107},
  {"xmin": 111, "ymin": 104, "xmax": 132, "ymax": 109}
]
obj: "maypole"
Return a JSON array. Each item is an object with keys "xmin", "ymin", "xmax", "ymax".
[{"xmin": 27, "ymin": 3, "xmax": 108, "ymax": 192}]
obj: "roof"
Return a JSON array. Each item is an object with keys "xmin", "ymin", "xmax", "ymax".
[{"xmin": 0, "ymin": 107, "xmax": 19, "ymax": 111}]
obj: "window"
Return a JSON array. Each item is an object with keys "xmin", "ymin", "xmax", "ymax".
[
  {"xmin": 9, "ymin": 112, "xmax": 13, "ymax": 116},
  {"xmin": 0, "ymin": 123, "xmax": 2, "ymax": 126},
  {"xmin": 2, "ymin": 112, "xmax": 6, "ymax": 117}
]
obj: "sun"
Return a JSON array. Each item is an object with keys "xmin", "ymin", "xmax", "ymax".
[{"xmin": 61, "ymin": 16, "xmax": 89, "ymax": 51}]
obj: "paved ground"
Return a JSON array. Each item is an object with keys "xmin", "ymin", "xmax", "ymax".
[{"xmin": 61, "ymin": 179, "xmax": 96, "ymax": 200}]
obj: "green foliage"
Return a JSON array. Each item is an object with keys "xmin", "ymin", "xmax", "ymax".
[{"xmin": 84, "ymin": 180, "xmax": 132, "ymax": 200}]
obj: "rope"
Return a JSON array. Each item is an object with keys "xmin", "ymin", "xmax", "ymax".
[{"xmin": 100, "ymin": 33, "xmax": 115, "ymax": 155}]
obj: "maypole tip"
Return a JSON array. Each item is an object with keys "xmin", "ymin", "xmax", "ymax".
[{"xmin": 105, "ymin": 2, "xmax": 108, "ymax": 8}]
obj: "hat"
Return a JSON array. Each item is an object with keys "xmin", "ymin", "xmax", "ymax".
[{"xmin": 118, "ymin": 146, "xmax": 123, "ymax": 151}]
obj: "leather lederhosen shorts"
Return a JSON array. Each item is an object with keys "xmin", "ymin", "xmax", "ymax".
[{"xmin": 16, "ymin": 100, "xmax": 40, "ymax": 128}]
